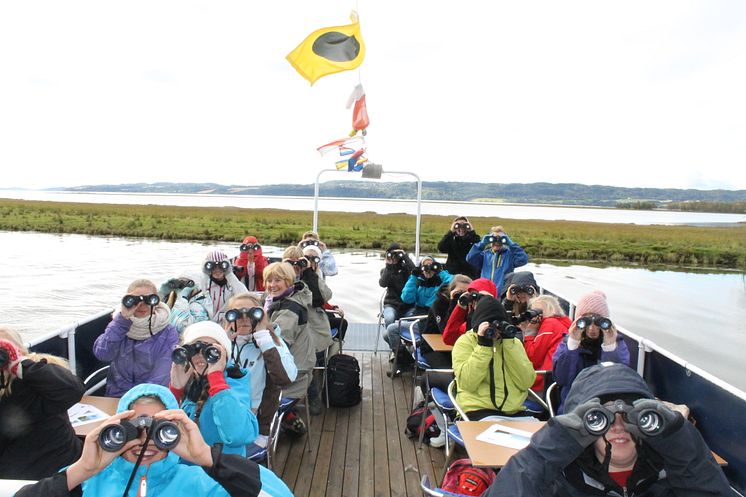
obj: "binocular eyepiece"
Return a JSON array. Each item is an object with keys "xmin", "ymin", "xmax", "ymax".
[
  {"xmin": 204, "ymin": 260, "xmax": 231, "ymax": 272},
  {"xmin": 122, "ymin": 294, "xmax": 160, "ymax": 309},
  {"xmin": 454, "ymin": 222, "xmax": 471, "ymax": 230},
  {"xmin": 98, "ymin": 415, "xmax": 180, "ymax": 452},
  {"xmin": 422, "ymin": 262, "xmax": 441, "ymax": 272},
  {"xmin": 512, "ymin": 308, "xmax": 543, "ymax": 325},
  {"xmin": 458, "ymin": 291, "xmax": 481, "ymax": 307},
  {"xmin": 300, "ymin": 239, "xmax": 320, "ymax": 248},
  {"xmin": 285, "ymin": 258, "xmax": 308, "ymax": 269},
  {"xmin": 386, "ymin": 250, "xmax": 403, "ymax": 260},
  {"xmin": 486, "ymin": 235, "xmax": 509, "ymax": 245},
  {"xmin": 166, "ymin": 278, "xmax": 194, "ymax": 290},
  {"xmin": 582, "ymin": 399, "xmax": 666, "ymax": 437},
  {"xmin": 305, "ymin": 255, "xmax": 321, "ymax": 264},
  {"xmin": 576, "ymin": 315, "xmax": 612, "ymax": 331},
  {"xmin": 172, "ymin": 341, "xmax": 221, "ymax": 365},
  {"xmin": 240, "ymin": 243, "xmax": 261, "ymax": 252},
  {"xmin": 509, "ymin": 285, "xmax": 535, "ymax": 296},
  {"xmin": 225, "ymin": 306, "xmax": 265, "ymax": 325},
  {"xmin": 484, "ymin": 320, "xmax": 521, "ymax": 340}
]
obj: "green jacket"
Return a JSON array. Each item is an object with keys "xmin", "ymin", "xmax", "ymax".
[{"xmin": 452, "ymin": 331, "xmax": 536, "ymax": 415}]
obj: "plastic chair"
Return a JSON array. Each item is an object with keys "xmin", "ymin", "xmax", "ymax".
[
  {"xmin": 545, "ymin": 381, "xmax": 560, "ymax": 417},
  {"xmin": 83, "ymin": 365, "xmax": 110, "ymax": 396},
  {"xmin": 247, "ymin": 391, "xmax": 284, "ymax": 469},
  {"xmin": 523, "ymin": 370, "xmax": 552, "ymax": 418},
  {"xmin": 420, "ymin": 474, "xmax": 471, "ymax": 497},
  {"xmin": 389, "ymin": 314, "xmax": 427, "ymax": 378},
  {"xmin": 418, "ymin": 368, "xmax": 455, "ymax": 449},
  {"xmin": 374, "ymin": 289, "xmax": 387, "ymax": 354}
]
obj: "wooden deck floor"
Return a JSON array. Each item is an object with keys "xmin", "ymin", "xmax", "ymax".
[{"xmin": 272, "ymin": 351, "xmax": 459, "ymax": 497}]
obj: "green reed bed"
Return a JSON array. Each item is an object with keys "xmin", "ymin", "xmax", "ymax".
[{"xmin": 1, "ymin": 199, "xmax": 744, "ymax": 270}]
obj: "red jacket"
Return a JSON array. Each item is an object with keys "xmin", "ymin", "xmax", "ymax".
[
  {"xmin": 442, "ymin": 305, "xmax": 468, "ymax": 346},
  {"xmin": 523, "ymin": 315, "xmax": 571, "ymax": 391},
  {"xmin": 233, "ymin": 236, "xmax": 268, "ymax": 292}
]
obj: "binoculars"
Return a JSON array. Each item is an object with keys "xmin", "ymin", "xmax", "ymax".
[
  {"xmin": 285, "ymin": 258, "xmax": 308, "ymax": 268},
  {"xmin": 172, "ymin": 341, "xmax": 221, "ymax": 365},
  {"xmin": 576, "ymin": 315, "xmax": 613, "ymax": 331},
  {"xmin": 305, "ymin": 255, "xmax": 321, "ymax": 264},
  {"xmin": 225, "ymin": 306, "xmax": 265, "ymax": 325},
  {"xmin": 300, "ymin": 239, "xmax": 320, "ymax": 248},
  {"xmin": 485, "ymin": 235, "xmax": 509, "ymax": 245},
  {"xmin": 386, "ymin": 250, "xmax": 403, "ymax": 260},
  {"xmin": 512, "ymin": 308, "xmax": 543, "ymax": 325},
  {"xmin": 484, "ymin": 320, "xmax": 521, "ymax": 340},
  {"xmin": 240, "ymin": 243, "xmax": 261, "ymax": 252},
  {"xmin": 509, "ymin": 285, "xmax": 535, "ymax": 296},
  {"xmin": 166, "ymin": 278, "xmax": 194, "ymax": 290},
  {"xmin": 98, "ymin": 415, "xmax": 180, "ymax": 452},
  {"xmin": 458, "ymin": 291, "xmax": 481, "ymax": 307},
  {"xmin": 582, "ymin": 399, "xmax": 667, "ymax": 437},
  {"xmin": 204, "ymin": 260, "xmax": 231, "ymax": 272},
  {"xmin": 122, "ymin": 294, "xmax": 160, "ymax": 309},
  {"xmin": 454, "ymin": 222, "xmax": 471, "ymax": 230},
  {"xmin": 422, "ymin": 262, "xmax": 441, "ymax": 272}
]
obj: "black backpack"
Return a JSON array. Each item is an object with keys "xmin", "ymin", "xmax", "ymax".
[{"xmin": 326, "ymin": 354, "xmax": 362, "ymax": 407}]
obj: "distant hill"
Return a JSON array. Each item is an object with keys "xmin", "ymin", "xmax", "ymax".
[{"xmin": 60, "ymin": 181, "xmax": 746, "ymax": 209}]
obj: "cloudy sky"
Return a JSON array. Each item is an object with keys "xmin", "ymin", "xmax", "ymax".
[{"xmin": 1, "ymin": 1, "xmax": 745, "ymax": 191}]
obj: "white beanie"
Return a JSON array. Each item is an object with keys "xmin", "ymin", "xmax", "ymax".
[
  {"xmin": 302, "ymin": 245, "xmax": 322, "ymax": 258},
  {"xmin": 182, "ymin": 321, "xmax": 232, "ymax": 354}
]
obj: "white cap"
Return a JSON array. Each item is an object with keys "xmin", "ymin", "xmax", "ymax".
[{"xmin": 182, "ymin": 321, "xmax": 232, "ymax": 353}]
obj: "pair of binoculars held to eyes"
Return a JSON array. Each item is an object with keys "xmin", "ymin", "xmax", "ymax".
[
  {"xmin": 98, "ymin": 415, "xmax": 180, "ymax": 452},
  {"xmin": 453, "ymin": 222, "xmax": 471, "ymax": 230},
  {"xmin": 485, "ymin": 235, "xmax": 509, "ymax": 245},
  {"xmin": 581, "ymin": 399, "xmax": 668, "ymax": 437},
  {"xmin": 204, "ymin": 260, "xmax": 231, "ymax": 272},
  {"xmin": 122, "ymin": 294, "xmax": 160, "ymax": 308},
  {"xmin": 165, "ymin": 278, "xmax": 194, "ymax": 290},
  {"xmin": 512, "ymin": 308, "xmax": 543, "ymax": 325},
  {"xmin": 484, "ymin": 320, "xmax": 521, "ymax": 340},
  {"xmin": 225, "ymin": 306, "xmax": 265, "ymax": 325},
  {"xmin": 457, "ymin": 291, "xmax": 482, "ymax": 307},
  {"xmin": 300, "ymin": 239, "xmax": 320, "ymax": 248},
  {"xmin": 576, "ymin": 315, "xmax": 613, "ymax": 331},
  {"xmin": 172, "ymin": 341, "xmax": 221, "ymax": 365},
  {"xmin": 285, "ymin": 258, "xmax": 308, "ymax": 268},
  {"xmin": 509, "ymin": 285, "xmax": 535, "ymax": 296},
  {"xmin": 239, "ymin": 243, "xmax": 261, "ymax": 252}
]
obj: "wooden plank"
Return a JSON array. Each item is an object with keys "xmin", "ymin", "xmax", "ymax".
[
  {"xmin": 308, "ymin": 404, "xmax": 338, "ymax": 497},
  {"xmin": 372, "ymin": 351, "xmax": 391, "ymax": 497},
  {"xmin": 382, "ymin": 355, "xmax": 406, "ymax": 497},
  {"xmin": 340, "ymin": 352, "xmax": 361, "ymax": 497},
  {"xmin": 325, "ymin": 365, "xmax": 352, "ymax": 497},
  {"xmin": 393, "ymin": 367, "xmax": 424, "ymax": 497},
  {"xmin": 292, "ymin": 399, "xmax": 327, "ymax": 497},
  {"xmin": 356, "ymin": 352, "xmax": 375, "ymax": 497}
]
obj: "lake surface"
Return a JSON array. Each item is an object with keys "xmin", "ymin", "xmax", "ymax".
[
  {"xmin": 3, "ymin": 189, "xmax": 746, "ymax": 226},
  {"xmin": 1, "ymin": 230, "xmax": 744, "ymax": 392}
]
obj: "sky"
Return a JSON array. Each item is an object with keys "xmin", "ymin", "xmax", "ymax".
[{"xmin": 1, "ymin": 1, "xmax": 745, "ymax": 191}]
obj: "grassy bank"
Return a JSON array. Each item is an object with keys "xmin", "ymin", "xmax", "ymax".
[{"xmin": 1, "ymin": 199, "xmax": 745, "ymax": 270}]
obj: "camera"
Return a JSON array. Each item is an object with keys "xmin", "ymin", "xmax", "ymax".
[
  {"xmin": 300, "ymin": 239, "xmax": 320, "ymax": 249},
  {"xmin": 458, "ymin": 291, "xmax": 481, "ymax": 307},
  {"xmin": 240, "ymin": 243, "xmax": 261, "ymax": 252},
  {"xmin": 225, "ymin": 306, "xmax": 265, "ymax": 326},
  {"xmin": 166, "ymin": 278, "xmax": 194, "ymax": 290},
  {"xmin": 122, "ymin": 294, "xmax": 160, "ymax": 309},
  {"xmin": 172, "ymin": 341, "xmax": 221, "ymax": 365},
  {"xmin": 509, "ymin": 285, "xmax": 535, "ymax": 296},
  {"xmin": 484, "ymin": 320, "xmax": 521, "ymax": 340},
  {"xmin": 204, "ymin": 260, "xmax": 231, "ymax": 272},
  {"xmin": 512, "ymin": 308, "xmax": 543, "ymax": 325},
  {"xmin": 576, "ymin": 315, "xmax": 612, "ymax": 331},
  {"xmin": 98, "ymin": 415, "xmax": 180, "ymax": 452},
  {"xmin": 454, "ymin": 222, "xmax": 471, "ymax": 231},
  {"xmin": 581, "ymin": 399, "xmax": 667, "ymax": 437}
]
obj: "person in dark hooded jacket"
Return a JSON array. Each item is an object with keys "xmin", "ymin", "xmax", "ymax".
[
  {"xmin": 437, "ymin": 216, "xmax": 481, "ymax": 279},
  {"xmin": 378, "ymin": 243, "xmax": 416, "ymax": 327},
  {"xmin": 484, "ymin": 362, "xmax": 733, "ymax": 497},
  {"xmin": 500, "ymin": 271, "xmax": 539, "ymax": 319}
]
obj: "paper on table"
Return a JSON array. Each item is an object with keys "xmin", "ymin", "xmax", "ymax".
[
  {"xmin": 475, "ymin": 423, "xmax": 532, "ymax": 450},
  {"xmin": 68, "ymin": 403, "xmax": 111, "ymax": 427}
]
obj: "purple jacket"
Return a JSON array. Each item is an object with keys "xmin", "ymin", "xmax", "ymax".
[
  {"xmin": 93, "ymin": 313, "xmax": 179, "ymax": 397},
  {"xmin": 551, "ymin": 335, "xmax": 630, "ymax": 414}
]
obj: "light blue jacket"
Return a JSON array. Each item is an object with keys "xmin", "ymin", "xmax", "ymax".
[
  {"xmin": 401, "ymin": 270, "xmax": 453, "ymax": 309},
  {"xmin": 180, "ymin": 370, "xmax": 259, "ymax": 456}
]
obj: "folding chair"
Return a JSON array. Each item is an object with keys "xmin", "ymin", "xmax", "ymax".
[
  {"xmin": 83, "ymin": 365, "xmax": 110, "ymax": 396},
  {"xmin": 278, "ymin": 389, "xmax": 313, "ymax": 453},
  {"xmin": 442, "ymin": 379, "xmax": 469, "ymax": 471},
  {"xmin": 545, "ymin": 381, "xmax": 560, "ymax": 418},
  {"xmin": 374, "ymin": 289, "xmax": 387, "ymax": 354},
  {"xmin": 389, "ymin": 314, "xmax": 427, "ymax": 378},
  {"xmin": 247, "ymin": 392, "xmax": 283, "ymax": 469},
  {"xmin": 523, "ymin": 370, "xmax": 552, "ymax": 419},
  {"xmin": 418, "ymin": 368, "xmax": 455, "ymax": 448}
]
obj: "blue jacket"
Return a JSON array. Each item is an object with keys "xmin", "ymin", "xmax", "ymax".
[
  {"xmin": 466, "ymin": 242, "xmax": 528, "ymax": 295},
  {"xmin": 180, "ymin": 370, "xmax": 259, "ymax": 456},
  {"xmin": 401, "ymin": 270, "xmax": 453, "ymax": 310}
]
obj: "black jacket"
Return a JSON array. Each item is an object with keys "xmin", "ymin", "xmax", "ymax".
[
  {"xmin": 379, "ymin": 255, "xmax": 416, "ymax": 312},
  {"xmin": 437, "ymin": 230, "xmax": 480, "ymax": 278},
  {"xmin": 0, "ymin": 359, "xmax": 84, "ymax": 480}
]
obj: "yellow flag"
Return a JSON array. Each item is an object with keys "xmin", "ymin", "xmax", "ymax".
[{"xmin": 286, "ymin": 12, "xmax": 366, "ymax": 85}]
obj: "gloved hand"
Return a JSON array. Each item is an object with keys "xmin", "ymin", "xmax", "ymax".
[
  {"xmin": 253, "ymin": 329, "xmax": 273, "ymax": 349},
  {"xmin": 481, "ymin": 234, "xmax": 494, "ymax": 248},
  {"xmin": 430, "ymin": 262, "xmax": 442, "ymax": 273},
  {"xmin": 0, "ymin": 338, "xmax": 26, "ymax": 377},
  {"xmin": 624, "ymin": 399, "xmax": 684, "ymax": 439},
  {"xmin": 554, "ymin": 398, "xmax": 606, "ymax": 448},
  {"xmin": 180, "ymin": 287, "xmax": 194, "ymax": 300},
  {"xmin": 502, "ymin": 233, "xmax": 514, "ymax": 246},
  {"xmin": 411, "ymin": 267, "xmax": 423, "ymax": 278}
]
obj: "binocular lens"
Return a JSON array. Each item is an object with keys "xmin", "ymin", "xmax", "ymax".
[
  {"xmin": 637, "ymin": 410, "xmax": 663, "ymax": 435},
  {"xmin": 99, "ymin": 424, "xmax": 131, "ymax": 452},
  {"xmin": 597, "ymin": 317, "xmax": 612, "ymax": 330},
  {"xmin": 583, "ymin": 408, "xmax": 611, "ymax": 436},
  {"xmin": 172, "ymin": 347, "xmax": 189, "ymax": 365},
  {"xmin": 301, "ymin": 240, "xmax": 319, "ymax": 248},
  {"xmin": 122, "ymin": 294, "xmax": 160, "ymax": 308},
  {"xmin": 225, "ymin": 309, "xmax": 239, "ymax": 323},
  {"xmin": 203, "ymin": 346, "xmax": 221, "ymax": 364},
  {"xmin": 153, "ymin": 422, "xmax": 180, "ymax": 449}
]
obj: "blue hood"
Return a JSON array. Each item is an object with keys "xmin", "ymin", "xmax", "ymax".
[{"xmin": 116, "ymin": 383, "xmax": 179, "ymax": 413}]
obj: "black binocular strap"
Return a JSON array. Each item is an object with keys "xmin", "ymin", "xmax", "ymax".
[
  {"xmin": 122, "ymin": 428, "xmax": 154, "ymax": 497},
  {"xmin": 488, "ymin": 345, "xmax": 509, "ymax": 414}
]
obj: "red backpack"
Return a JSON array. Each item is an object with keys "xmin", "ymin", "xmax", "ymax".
[{"xmin": 441, "ymin": 458, "xmax": 496, "ymax": 496}]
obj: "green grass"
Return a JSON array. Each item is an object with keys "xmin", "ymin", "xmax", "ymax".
[{"xmin": 1, "ymin": 199, "xmax": 744, "ymax": 270}]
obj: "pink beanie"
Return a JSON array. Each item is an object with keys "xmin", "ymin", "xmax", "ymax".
[{"xmin": 576, "ymin": 290, "xmax": 610, "ymax": 318}]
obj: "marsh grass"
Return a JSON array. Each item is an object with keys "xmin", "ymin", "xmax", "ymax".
[{"xmin": 1, "ymin": 199, "xmax": 744, "ymax": 270}]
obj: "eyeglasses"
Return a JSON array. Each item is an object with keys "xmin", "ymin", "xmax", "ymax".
[
  {"xmin": 240, "ymin": 243, "xmax": 261, "ymax": 252},
  {"xmin": 284, "ymin": 258, "xmax": 308, "ymax": 268},
  {"xmin": 122, "ymin": 294, "xmax": 160, "ymax": 308},
  {"xmin": 204, "ymin": 260, "xmax": 231, "ymax": 272},
  {"xmin": 454, "ymin": 222, "xmax": 471, "ymax": 230},
  {"xmin": 299, "ymin": 239, "xmax": 320, "ymax": 248},
  {"xmin": 576, "ymin": 315, "xmax": 613, "ymax": 331},
  {"xmin": 225, "ymin": 307, "xmax": 265, "ymax": 324},
  {"xmin": 509, "ymin": 285, "xmax": 536, "ymax": 296}
]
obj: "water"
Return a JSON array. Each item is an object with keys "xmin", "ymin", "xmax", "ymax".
[
  {"xmin": 1, "ymin": 230, "xmax": 744, "ymax": 392},
  {"xmin": 3, "ymin": 189, "xmax": 746, "ymax": 226}
]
